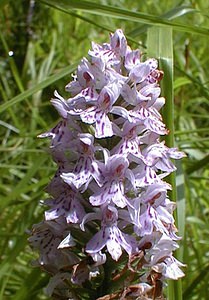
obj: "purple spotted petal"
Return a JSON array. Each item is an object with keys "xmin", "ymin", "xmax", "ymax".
[
  {"xmin": 45, "ymin": 191, "xmax": 85, "ymax": 224},
  {"xmin": 61, "ymin": 156, "xmax": 93, "ymax": 189},
  {"xmin": 129, "ymin": 61, "xmax": 152, "ymax": 83},
  {"xmin": 110, "ymin": 29, "xmax": 127, "ymax": 57},
  {"xmin": 86, "ymin": 223, "xmax": 137, "ymax": 261},
  {"xmin": 95, "ymin": 111, "xmax": 113, "ymax": 138},
  {"xmin": 124, "ymin": 49, "xmax": 141, "ymax": 71}
]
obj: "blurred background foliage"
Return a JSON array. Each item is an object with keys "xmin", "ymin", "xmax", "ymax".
[{"xmin": 0, "ymin": 0, "xmax": 209, "ymax": 299}]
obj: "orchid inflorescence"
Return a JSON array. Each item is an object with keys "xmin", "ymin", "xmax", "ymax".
[{"xmin": 29, "ymin": 29, "xmax": 185, "ymax": 300}]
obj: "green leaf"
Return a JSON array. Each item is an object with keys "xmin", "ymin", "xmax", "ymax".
[
  {"xmin": 174, "ymin": 77, "xmax": 191, "ymax": 90},
  {"xmin": 186, "ymin": 154, "xmax": 209, "ymax": 174},
  {"xmin": 176, "ymin": 160, "xmax": 186, "ymax": 260},
  {"xmin": 129, "ymin": 5, "xmax": 197, "ymax": 37},
  {"xmin": 183, "ymin": 264, "xmax": 209, "ymax": 299},
  {"xmin": 11, "ymin": 269, "xmax": 49, "ymax": 300},
  {"xmin": 0, "ymin": 155, "xmax": 49, "ymax": 208},
  {"xmin": 186, "ymin": 216, "xmax": 206, "ymax": 227},
  {"xmin": 0, "ymin": 63, "xmax": 78, "ymax": 114},
  {"xmin": 147, "ymin": 26, "xmax": 183, "ymax": 300},
  {"xmin": 147, "ymin": 27, "xmax": 174, "ymax": 146},
  {"xmin": 40, "ymin": 0, "xmax": 209, "ymax": 36}
]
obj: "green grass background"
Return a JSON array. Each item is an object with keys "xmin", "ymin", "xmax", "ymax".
[{"xmin": 0, "ymin": 0, "xmax": 209, "ymax": 299}]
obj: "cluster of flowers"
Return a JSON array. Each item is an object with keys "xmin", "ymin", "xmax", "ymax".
[{"xmin": 29, "ymin": 30, "xmax": 185, "ymax": 299}]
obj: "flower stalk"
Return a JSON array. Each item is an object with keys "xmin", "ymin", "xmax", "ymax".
[{"xmin": 29, "ymin": 29, "xmax": 185, "ymax": 300}]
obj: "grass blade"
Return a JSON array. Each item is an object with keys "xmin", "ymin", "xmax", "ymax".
[
  {"xmin": 183, "ymin": 263, "xmax": 209, "ymax": 299},
  {"xmin": 40, "ymin": 0, "xmax": 209, "ymax": 36},
  {"xmin": 129, "ymin": 5, "xmax": 197, "ymax": 37},
  {"xmin": 147, "ymin": 26, "xmax": 183, "ymax": 300},
  {"xmin": 0, "ymin": 63, "xmax": 77, "ymax": 114}
]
